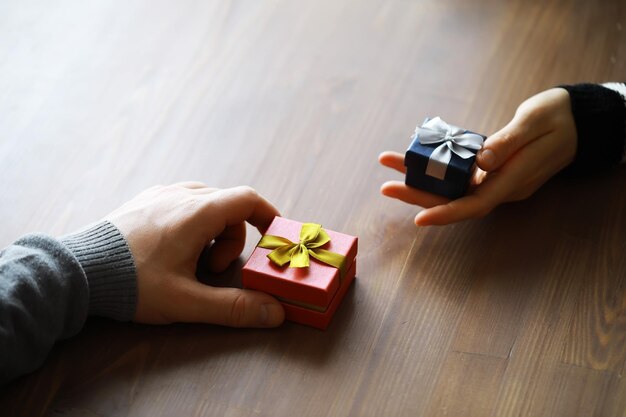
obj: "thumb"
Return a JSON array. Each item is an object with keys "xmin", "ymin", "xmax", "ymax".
[
  {"xmin": 476, "ymin": 114, "xmax": 546, "ymax": 172},
  {"xmin": 174, "ymin": 282, "xmax": 285, "ymax": 328}
]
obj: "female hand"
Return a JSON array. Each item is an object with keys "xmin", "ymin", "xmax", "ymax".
[
  {"xmin": 379, "ymin": 88, "xmax": 577, "ymax": 226},
  {"xmin": 105, "ymin": 184, "xmax": 285, "ymax": 327}
]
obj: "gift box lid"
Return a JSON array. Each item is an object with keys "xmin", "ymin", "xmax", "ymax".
[
  {"xmin": 406, "ymin": 138, "xmax": 476, "ymax": 175},
  {"xmin": 242, "ymin": 217, "xmax": 358, "ymax": 308},
  {"xmin": 404, "ymin": 117, "xmax": 486, "ymax": 176},
  {"xmin": 405, "ymin": 117, "xmax": 484, "ymax": 182}
]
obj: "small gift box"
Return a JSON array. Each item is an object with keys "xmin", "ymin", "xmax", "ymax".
[
  {"xmin": 242, "ymin": 216, "xmax": 358, "ymax": 330},
  {"xmin": 405, "ymin": 117, "xmax": 485, "ymax": 199}
]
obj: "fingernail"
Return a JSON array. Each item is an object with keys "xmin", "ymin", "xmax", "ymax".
[
  {"xmin": 259, "ymin": 303, "xmax": 284, "ymax": 327},
  {"xmin": 479, "ymin": 149, "xmax": 495, "ymax": 168}
]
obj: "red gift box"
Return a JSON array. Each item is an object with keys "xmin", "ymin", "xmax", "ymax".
[{"xmin": 242, "ymin": 216, "xmax": 358, "ymax": 330}]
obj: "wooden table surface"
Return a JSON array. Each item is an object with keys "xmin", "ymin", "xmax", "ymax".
[{"xmin": 1, "ymin": 1, "xmax": 625, "ymax": 416}]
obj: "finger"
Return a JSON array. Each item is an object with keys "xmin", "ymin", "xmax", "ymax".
[
  {"xmin": 173, "ymin": 181, "xmax": 209, "ymax": 189},
  {"xmin": 468, "ymin": 167, "xmax": 488, "ymax": 188},
  {"xmin": 172, "ymin": 182, "xmax": 220, "ymax": 195},
  {"xmin": 414, "ymin": 194, "xmax": 492, "ymax": 226},
  {"xmin": 493, "ymin": 127, "xmax": 574, "ymax": 201},
  {"xmin": 172, "ymin": 281, "xmax": 285, "ymax": 328},
  {"xmin": 200, "ymin": 186, "xmax": 280, "ymax": 235},
  {"xmin": 476, "ymin": 112, "xmax": 550, "ymax": 172},
  {"xmin": 205, "ymin": 222, "xmax": 246, "ymax": 273},
  {"xmin": 378, "ymin": 151, "xmax": 407, "ymax": 174},
  {"xmin": 380, "ymin": 181, "xmax": 450, "ymax": 208},
  {"xmin": 188, "ymin": 187, "xmax": 220, "ymax": 195}
]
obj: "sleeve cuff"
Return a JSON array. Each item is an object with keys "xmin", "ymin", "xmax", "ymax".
[
  {"xmin": 559, "ymin": 83, "xmax": 626, "ymax": 174},
  {"xmin": 60, "ymin": 221, "xmax": 137, "ymax": 321}
]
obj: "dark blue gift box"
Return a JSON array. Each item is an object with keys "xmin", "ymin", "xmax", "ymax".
[{"xmin": 405, "ymin": 118, "xmax": 485, "ymax": 200}]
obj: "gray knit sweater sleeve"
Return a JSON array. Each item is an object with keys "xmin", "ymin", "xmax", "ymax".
[{"xmin": 0, "ymin": 221, "xmax": 136, "ymax": 385}]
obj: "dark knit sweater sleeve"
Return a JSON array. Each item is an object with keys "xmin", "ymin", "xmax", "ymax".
[
  {"xmin": 560, "ymin": 82, "xmax": 626, "ymax": 174},
  {"xmin": 0, "ymin": 221, "xmax": 136, "ymax": 385}
]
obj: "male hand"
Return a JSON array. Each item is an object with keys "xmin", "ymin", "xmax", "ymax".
[{"xmin": 105, "ymin": 183, "xmax": 285, "ymax": 327}]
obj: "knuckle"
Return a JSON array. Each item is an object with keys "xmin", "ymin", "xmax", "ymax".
[
  {"xmin": 229, "ymin": 292, "xmax": 247, "ymax": 328},
  {"xmin": 236, "ymin": 185, "xmax": 259, "ymax": 200},
  {"xmin": 516, "ymin": 97, "xmax": 549, "ymax": 125},
  {"xmin": 516, "ymin": 98, "xmax": 534, "ymax": 116},
  {"xmin": 522, "ymin": 106, "xmax": 545, "ymax": 124},
  {"xmin": 240, "ymin": 185, "xmax": 257, "ymax": 195},
  {"xmin": 500, "ymin": 132, "xmax": 516, "ymax": 144},
  {"xmin": 496, "ymin": 131, "xmax": 519, "ymax": 149}
]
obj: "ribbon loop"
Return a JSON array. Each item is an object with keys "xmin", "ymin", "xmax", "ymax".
[
  {"xmin": 414, "ymin": 117, "xmax": 484, "ymax": 180},
  {"xmin": 266, "ymin": 245, "xmax": 297, "ymax": 267},
  {"xmin": 257, "ymin": 223, "xmax": 347, "ymax": 278}
]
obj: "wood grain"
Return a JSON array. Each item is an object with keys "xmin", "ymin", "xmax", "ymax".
[{"xmin": 1, "ymin": 0, "xmax": 625, "ymax": 416}]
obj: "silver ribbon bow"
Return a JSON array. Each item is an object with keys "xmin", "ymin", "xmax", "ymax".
[{"xmin": 415, "ymin": 117, "xmax": 484, "ymax": 180}]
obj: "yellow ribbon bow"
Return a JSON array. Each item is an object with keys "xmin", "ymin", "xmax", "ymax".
[{"xmin": 257, "ymin": 223, "xmax": 347, "ymax": 276}]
